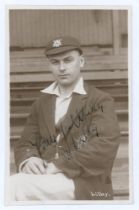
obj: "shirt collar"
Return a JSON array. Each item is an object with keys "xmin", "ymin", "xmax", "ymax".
[{"xmin": 41, "ymin": 77, "xmax": 87, "ymax": 97}]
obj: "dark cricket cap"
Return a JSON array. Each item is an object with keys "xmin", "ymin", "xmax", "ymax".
[{"xmin": 45, "ymin": 36, "xmax": 83, "ymax": 56}]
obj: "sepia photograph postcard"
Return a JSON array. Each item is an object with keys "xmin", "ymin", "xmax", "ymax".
[{"xmin": 2, "ymin": 2, "xmax": 134, "ymax": 207}]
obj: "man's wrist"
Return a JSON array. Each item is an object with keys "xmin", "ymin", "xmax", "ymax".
[
  {"xmin": 19, "ymin": 157, "xmax": 41, "ymax": 172},
  {"xmin": 19, "ymin": 158, "xmax": 31, "ymax": 172}
]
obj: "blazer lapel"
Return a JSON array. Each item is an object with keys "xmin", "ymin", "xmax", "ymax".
[
  {"xmin": 60, "ymin": 93, "xmax": 88, "ymax": 137},
  {"xmin": 41, "ymin": 94, "xmax": 56, "ymax": 137}
]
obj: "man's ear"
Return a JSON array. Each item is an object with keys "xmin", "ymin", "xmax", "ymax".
[{"xmin": 80, "ymin": 55, "xmax": 85, "ymax": 68}]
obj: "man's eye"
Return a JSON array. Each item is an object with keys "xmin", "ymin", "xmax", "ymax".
[
  {"xmin": 50, "ymin": 60, "xmax": 59, "ymax": 65},
  {"xmin": 64, "ymin": 57, "xmax": 74, "ymax": 63}
]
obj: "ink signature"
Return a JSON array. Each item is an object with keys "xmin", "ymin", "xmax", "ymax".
[{"xmin": 39, "ymin": 103, "xmax": 103, "ymax": 160}]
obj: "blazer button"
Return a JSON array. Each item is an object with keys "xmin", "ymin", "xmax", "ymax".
[{"xmin": 26, "ymin": 149, "xmax": 30, "ymax": 152}]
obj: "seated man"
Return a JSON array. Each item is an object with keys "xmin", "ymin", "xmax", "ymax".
[{"xmin": 10, "ymin": 36, "xmax": 120, "ymax": 201}]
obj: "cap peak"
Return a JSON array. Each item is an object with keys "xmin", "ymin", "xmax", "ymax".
[{"xmin": 45, "ymin": 36, "xmax": 82, "ymax": 56}]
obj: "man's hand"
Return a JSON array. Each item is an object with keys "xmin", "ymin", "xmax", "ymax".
[
  {"xmin": 22, "ymin": 157, "xmax": 47, "ymax": 174},
  {"xmin": 46, "ymin": 162, "xmax": 62, "ymax": 174}
]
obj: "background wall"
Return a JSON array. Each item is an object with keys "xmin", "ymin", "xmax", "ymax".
[{"xmin": 9, "ymin": 10, "xmax": 127, "ymax": 48}]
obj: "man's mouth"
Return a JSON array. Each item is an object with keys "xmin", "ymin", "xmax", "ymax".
[{"xmin": 59, "ymin": 74, "xmax": 69, "ymax": 77}]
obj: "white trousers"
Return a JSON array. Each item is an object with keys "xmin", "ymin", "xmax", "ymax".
[{"xmin": 10, "ymin": 173, "xmax": 75, "ymax": 201}]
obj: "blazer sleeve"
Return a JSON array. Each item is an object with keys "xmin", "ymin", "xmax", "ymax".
[
  {"xmin": 52, "ymin": 92, "xmax": 121, "ymax": 178},
  {"xmin": 14, "ymin": 100, "xmax": 41, "ymax": 170}
]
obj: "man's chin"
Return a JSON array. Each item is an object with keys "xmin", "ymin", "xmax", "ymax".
[{"xmin": 58, "ymin": 80, "xmax": 71, "ymax": 86}]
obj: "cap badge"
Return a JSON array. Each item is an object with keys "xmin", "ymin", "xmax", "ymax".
[{"xmin": 53, "ymin": 39, "xmax": 62, "ymax": 48}]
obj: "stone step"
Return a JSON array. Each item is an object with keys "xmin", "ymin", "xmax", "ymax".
[
  {"xmin": 10, "ymin": 52, "xmax": 128, "ymax": 73},
  {"xmin": 10, "ymin": 93, "xmax": 128, "ymax": 109},
  {"xmin": 11, "ymin": 82, "xmax": 128, "ymax": 97},
  {"xmin": 10, "ymin": 128, "xmax": 128, "ymax": 143},
  {"xmin": 11, "ymin": 104, "xmax": 128, "ymax": 115},
  {"xmin": 112, "ymin": 141, "xmax": 129, "ymax": 199},
  {"xmin": 10, "ymin": 109, "xmax": 128, "ymax": 127},
  {"xmin": 11, "ymin": 71, "xmax": 128, "ymax": 84}
]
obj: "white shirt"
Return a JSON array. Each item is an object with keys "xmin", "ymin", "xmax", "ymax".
[{"xmin": 41, "ymin": 77, "xmax": 87, "ymax": 125}]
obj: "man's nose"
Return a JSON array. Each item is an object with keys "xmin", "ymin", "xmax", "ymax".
[{"xmin": 59, "ymin": 61, "xmax": 66, "ymax": 71}]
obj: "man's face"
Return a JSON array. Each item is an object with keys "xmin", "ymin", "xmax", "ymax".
[{"xmin": 48, "ymin": 50, "xmax": 84, "ymax": 87}]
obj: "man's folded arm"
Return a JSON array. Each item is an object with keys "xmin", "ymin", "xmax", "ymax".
[{"xmin": 14, "ymin": 100, "xmax": 41, "ymax": 171}]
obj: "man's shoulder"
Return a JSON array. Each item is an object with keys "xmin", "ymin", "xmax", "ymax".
[
  {"xmin": 85, "ymin": 82, "xmax": 112, "ymax": 100},
  {"xmin": 31, "ymin": 92, "xmax": 53, "ymax": 107}
]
